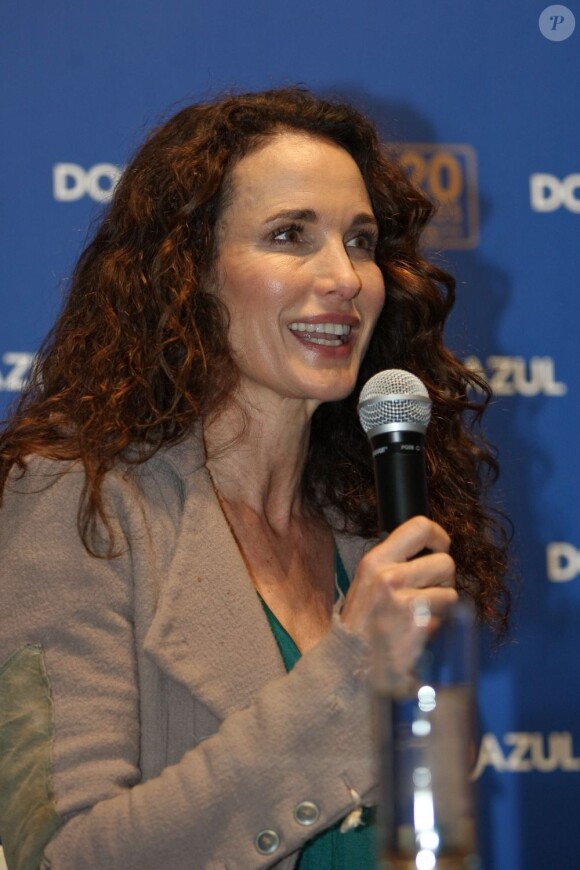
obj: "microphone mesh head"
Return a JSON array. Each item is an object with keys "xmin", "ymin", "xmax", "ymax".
[{"xmin": 358, "ymin": 369, "xmax": 431, "ymax": 434}]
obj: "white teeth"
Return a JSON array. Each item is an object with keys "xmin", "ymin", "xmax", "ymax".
[
  {"xmin": 287, "ymin": 321, "xmax": 351, "ymax": 348},
  {"xmin": 288, "ymin": 322, "xmax": 351, "ymax": 336},
  {"xmin": 302, "ymin": 336, "xmax": 343, "ymax": 346}
]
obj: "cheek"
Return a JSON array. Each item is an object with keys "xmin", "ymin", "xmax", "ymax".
[
  {"xmin": 223, "ymin": 267, "xmax": 289, "ymax": 314},
  {"xmin": 366, "ymin": 274, "xmax": 386, "ymax": 325},
  {"xmin": 224, "ymin": 288, "xmax": 282, "ymax": 355},
  {"xmin": 358, "ymin": 279, "xmax": 385, "ymax": 354}
]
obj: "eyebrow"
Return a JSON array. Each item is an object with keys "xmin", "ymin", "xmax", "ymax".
[{"xmin": 264, "ymin": 208, "xmax": 378, "ymax": 227}]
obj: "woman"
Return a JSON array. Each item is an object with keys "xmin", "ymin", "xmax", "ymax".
[{"xmin": 0, "ymin": 87, "xmax": 508, "ymax": 869}]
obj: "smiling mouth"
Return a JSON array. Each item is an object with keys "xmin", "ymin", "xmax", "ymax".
[{"xmin": 288, "ymin": 322, "xmax": 352, "ymax": 347}]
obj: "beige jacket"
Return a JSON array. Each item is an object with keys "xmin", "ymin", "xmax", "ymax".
[{"xmin": 0, "ymin": 435, "xmax": 376, "ymax": 870}]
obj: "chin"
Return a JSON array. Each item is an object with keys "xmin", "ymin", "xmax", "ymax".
[{"xmin": 302, "ymin": 377, "xmax": 357, "ymax": 404}]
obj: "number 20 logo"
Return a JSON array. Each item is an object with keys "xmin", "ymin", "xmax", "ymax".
[
  {"xmin": 389, "ymin": 144, "xmax": 479, "ymax": 249},
  {"xmin": 400, "ymin": 149, "xmax": 465, "ymax": 202}
]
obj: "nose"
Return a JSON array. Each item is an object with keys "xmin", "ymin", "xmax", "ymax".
[{"xmin": 314, "ymin": 238, "xmax": 362, "ymax": 301}]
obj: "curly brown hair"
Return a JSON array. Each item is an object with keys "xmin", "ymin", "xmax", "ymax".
[{"xmin": 0, "ymin": 86, "xmax": 510, "ymax": 632}]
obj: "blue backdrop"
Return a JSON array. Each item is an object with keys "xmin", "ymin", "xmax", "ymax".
[{"xmin": 2, "ymin": 3, "xmax": 579, "ymax": 868}]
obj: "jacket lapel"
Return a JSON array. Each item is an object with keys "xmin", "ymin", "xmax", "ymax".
[
  {"xmin": 142, "ymin": 434, "xmax": 373, "ymax": 723},
  {"xmin": 144, "ymin": 456, "xmax": 286, "ymax": 722}
]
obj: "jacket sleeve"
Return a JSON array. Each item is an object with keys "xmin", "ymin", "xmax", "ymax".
[{"xmin": 0, "ymin": 459, "xmax": 376, "ymax": 870}]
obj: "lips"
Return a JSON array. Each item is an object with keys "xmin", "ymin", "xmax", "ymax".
[{"xmin": 288, "ymin": 321, "xmax": 352, "ymax": 347}]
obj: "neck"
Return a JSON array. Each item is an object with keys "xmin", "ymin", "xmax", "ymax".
[{"xmin": 203, "ymin": 394, "xmax": 315, "ymax": 531}]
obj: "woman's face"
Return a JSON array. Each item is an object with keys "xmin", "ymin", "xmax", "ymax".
[{"xmin": 213, "ymin": 131, "xmax": 385, "ymax": 414}]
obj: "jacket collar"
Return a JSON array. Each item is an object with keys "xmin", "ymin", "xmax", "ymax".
[
  {"xmin": 143, "ymin": 432, "xmax": 370, "ymax": 721},
  {"xmin": 144, "ymin": 452, "xmax": 286, "ymax": 720}
]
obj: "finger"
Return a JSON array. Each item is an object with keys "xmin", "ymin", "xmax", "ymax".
[
  {"xmin": 373, "ymin": 516, "xmax": 451, "ymax": 564},
  {"xmin": 368, "ymin": 587, "xmax": 459, "ymax": 666},
  {"xmin": 387, "ymin": 515, "xmax": 451, "ymax": 556},
  {"xmin": 392, "ymin": 586, "xmax": 459, "ymax": 617},
  {"xmin": 354, "ymin": 546, "xmax": 455, "ymax": 594},
  {"xmin": 377, "ymin": 551, "xmax": 456, "ymax": 591}
]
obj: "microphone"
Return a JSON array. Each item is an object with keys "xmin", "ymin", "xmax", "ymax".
[{"xmin": 358, "ymin": 369, "xmax": 432, "ymax": 536}]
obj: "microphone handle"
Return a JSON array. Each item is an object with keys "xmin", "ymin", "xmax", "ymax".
[{"xmin": 370, "ymin": 429, "xmax": 429, "ymax": 537}]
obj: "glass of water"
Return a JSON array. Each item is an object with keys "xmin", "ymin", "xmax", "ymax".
[{"xmin": 373, "ymin": 598, "xmax": 480, "ymax": 870}]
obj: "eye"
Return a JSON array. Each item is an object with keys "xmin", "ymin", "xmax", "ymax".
[
  {"xmin": 270, "ymin": 223, "xmax": 305, "ymax": 244},
  {"xmin": 345, "ymin": 230, "xmax": 378, "ymax": 256}
]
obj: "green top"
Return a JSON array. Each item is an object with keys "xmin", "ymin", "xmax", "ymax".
[{"xmin": 258, "ymin": 551, "xmax": 376, "ymax": 869}]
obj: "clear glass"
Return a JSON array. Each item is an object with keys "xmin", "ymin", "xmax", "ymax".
[{"xmin": 373, "ymin": 599, "xmax": 481, "ymax": 870}]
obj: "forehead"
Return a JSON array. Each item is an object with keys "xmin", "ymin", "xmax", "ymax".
[{"xmin": 224, "ymin": 131, "xmax": 373, "ymax": 215}]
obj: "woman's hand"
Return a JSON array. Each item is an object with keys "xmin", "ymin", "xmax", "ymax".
[{"xmin": 340, "ymin": 516, "xmax": 457, "ymax": 643}]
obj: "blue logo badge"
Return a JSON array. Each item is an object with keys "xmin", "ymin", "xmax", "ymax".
[{"xmin": 539, "ymin": 5, "xmax": 576, "ymax": 41}]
